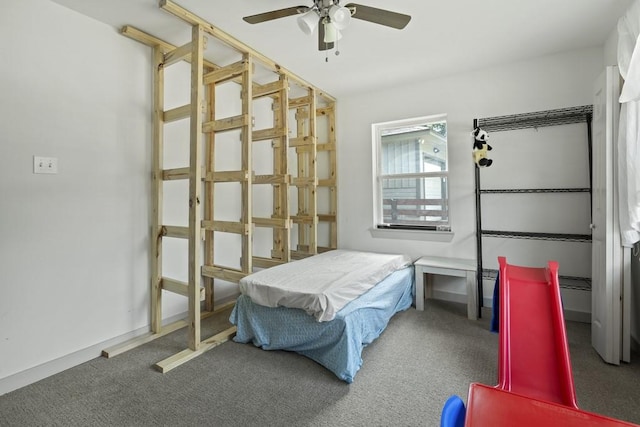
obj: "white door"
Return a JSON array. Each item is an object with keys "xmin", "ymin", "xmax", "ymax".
[{"xmin": 591, "ymin": 66, "xmax": 622, "ymax": 365}]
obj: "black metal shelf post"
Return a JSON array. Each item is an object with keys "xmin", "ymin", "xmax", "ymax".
[{"xmin": 473, "ymin": 118, "xmax": 483, "ymax": 318}]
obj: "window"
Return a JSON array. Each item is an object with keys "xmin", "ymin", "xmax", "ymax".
[{"xmin": 372, "ymin": 114, "xmax": 449, "ymax": 231}]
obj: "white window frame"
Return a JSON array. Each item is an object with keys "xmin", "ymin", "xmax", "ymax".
[{"xmin": 371, "ymin": 114, "xmax": 454, "ymax": 242}]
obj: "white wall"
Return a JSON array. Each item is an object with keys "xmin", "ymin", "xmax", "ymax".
[
  {"xmin": 336, "ymin": 48, "xmax": 604, "ymax": 310},
  {"xmin": 0, "ymin": 0, "xmax": 175, "ymax": 393}
]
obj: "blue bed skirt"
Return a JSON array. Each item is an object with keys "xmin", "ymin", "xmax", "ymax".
[{"xmin": 229, "ymin": 266, "xmax": 414, "ymax": 383}]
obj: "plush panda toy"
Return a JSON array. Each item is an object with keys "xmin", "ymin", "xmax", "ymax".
[{"xmin": 472, "ymin": 127, "xmax": 493, "ymax": 167}]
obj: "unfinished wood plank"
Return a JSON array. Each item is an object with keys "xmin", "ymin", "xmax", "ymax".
[
  {"xmin": 163, "ymin": 104, "xmax": 191, "ymax": 122},
  {"xmin": 290, "ymin": 96, "xmax": 313, "ymax": 108},
  {"xmin": 154, "ymin": 326, "xmax": 237, "ymax": 373},
  {"xmin": 317, "ymin": 142, "xmax": 336, "ymax": 151},
  {"xmin": 291, "ymin": 215, "xmax": 316, "ymax": 224},
  {"xmin": 187, "ymin": 25, "xmax": 205, "ymax": 351},
  {"xmin": 203, "ymin": 59, "xmax": 247, "ymax": 85},
  {"xmin": 295, "ymin": 105, "xmax": 309, "ymax": 250},
  {"xmin": 317, "ymin": 178, "xmax": 336, "ymax": 187},
  {"xmin": 205, "ymin": 170, "xmax": 249, "ymax": 182},
  {"xmin": 326, "ymin": 102, "xmax": 338, "ymax": 249},
  {"xmin": 241, "ymin": 54, "xmax": 254, "ymax": 275},
  {"xmin": 330, "ymin": 185, "xmax": 338, "ymax": 249},
  {"xmin": 289, "ymin": 136, "xmax": 315, "ymax": 147},
  {"xmin": 121, "ymin": 25, "xmax": 220, "ymax": 70},
  {"xmin": 270, "ymin": 248, "xmax": 285, "ymax": 259},
  {"xmin": 162, "ymin": 167, "xmax": 190, "ymax": 181},
  {"xmin": 161, "ymin": 277, "xmax": 205, "ymax": 300},
  {"xmin": 290, "ymin": 250, "xmax": 314, "ymax": 260},
  {"xmin": 296, "ymin": 143, "xmax": 335, "ymax": 153},
  {"xmin": 252, "ymin": 256, "xmax": 286, "ymax": 269},
  {"xmin": 202, "ymin": 114, "xmax": 249, "ymax": 133},
  {"xmin": 201, "ymin": 220, "xmax": 248, "ymax": 234},
  {"xmin": 102, "ymin": 319, "xmax": 187, "ymax": 358},
  {"xmin": 252, "ymin": 127, "xmax": 286, "ymax": 141},
  {"xmin": 317, "ymin": 106, "xmax": 333, "ymax": 116},
  {"xmin": 253, "ymin": 174, "xmax": 289, "ymax": 185},
  {"xmin": 203, "ymin": 77, "xmax": 216, "ymax": 312},
  {"xmin": 291, "ymin": 177, "xmax": 317, "ymax": 186},
  {"xmin": 201, "ymin": 265, "xmax": 246, "ymax": 283},
  {"xmin": 122, "ymin": 25, "xmax": 175, "ymax": 53},
  {"xmin": 253, "ymin": 217, "xmax": 291, "ymax": 229},
  {"xmin": 151, "ymin": 46, "xmax": 165, "ymax": 334},
  {"xmin": 163, "ymin": 41, "xmax": 193, "ymax": 67},
  {"xmin": 161, "ymin": 225, "xmax": 189, "ymax": 239},
  {"xmin": 317, "ymin": 214, "xmax": 337, "ymax": 222},
  {"xmin": 308, "ymin": 88, "xmax": 318, "ymax": 255},
  {"xmin": 253, "ymin": 80, "xmax": 285, "ymax": 98},
  {"xmin": 276, "ymin": 77, "xmax": 291, "ymax": 263}
]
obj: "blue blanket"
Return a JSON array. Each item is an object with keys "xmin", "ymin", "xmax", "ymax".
[{"xmin": 229, "ymin": 267, "xmax": 414, "ymax": 383}]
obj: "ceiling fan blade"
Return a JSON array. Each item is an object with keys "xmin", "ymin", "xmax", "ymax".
[
  {"xmin": 345, "ymin": 3, "xmax": 411, "ymax": 29},
  {"xmin": 243, "ymin": 6, "xmax": 308, "ymax": 24},
  {"xmin": 318, "ymin": 20, "xmax": 334, "ymax": 51}
]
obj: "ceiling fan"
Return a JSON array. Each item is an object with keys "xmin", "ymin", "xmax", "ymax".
[{"xmin": 242, "ymin": 1, "xmax": 411, "ymax": 52}]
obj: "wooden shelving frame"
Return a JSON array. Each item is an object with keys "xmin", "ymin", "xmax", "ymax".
[{"xmin": 101, "ymin": 0, "xmax": 338, "ymax": 372}]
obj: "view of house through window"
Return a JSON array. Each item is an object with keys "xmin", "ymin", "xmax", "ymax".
[{"xmin": 373, "ymin": 115, "xmax": 449, "ymax": 230}]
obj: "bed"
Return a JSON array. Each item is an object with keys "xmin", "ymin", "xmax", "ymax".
[{"xmin": 229, "ymin": 249, "xmax": 414, "ymax": 383}]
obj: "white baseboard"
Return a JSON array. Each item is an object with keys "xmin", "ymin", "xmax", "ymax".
[{"xmin": 0, "ymin": 311, "xmax": 187, "ymax": 396}]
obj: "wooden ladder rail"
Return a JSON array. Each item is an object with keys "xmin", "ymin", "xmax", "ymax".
[
  {"xmin": 290, "ymin": 90, "xmax": 318, "ymax": 259},
  {"xmin": 102, "ymin": 26, "xmax": 238, "ymax": 367},
  {"xmin": 265, "ymin": 75, "xmax": 292, "ymax": 264},
  {"xmin": 153, "ymin": 27, "xmax": 245, "ymax": 373},
  {"xmin": 317, "ymin": 103, "xmax": 338, "ymax": 252}
]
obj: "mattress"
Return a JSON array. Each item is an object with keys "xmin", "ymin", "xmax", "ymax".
[
  {"xmin": 239, "ymin": 249, "xmax": 412, "ymax": 321},
  {"xmin": 230, "ymin": 266, "xmax": 414, "ymax": 383}
]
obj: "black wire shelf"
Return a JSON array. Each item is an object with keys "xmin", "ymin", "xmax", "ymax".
[
  {"xmin": 480, "ymin": 188, "xmax": 590, "ymax": 194},
  {"xmin": 481, "ymin": 230, "xmax": 592, "ymax": 242},
  {"xmin": 481, "ymin": 268, "xmax": 591, "ymax": 291},
  {"xmin": 477, "ymin": 105, "xmax": 593, "ymax": 132}
]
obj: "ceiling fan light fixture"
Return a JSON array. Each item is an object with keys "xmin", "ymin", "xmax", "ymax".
[
  {"xmin": 242, "ymin": 2, "xmax": 412, "ymax": 55},
  {"xmin": 328, "ymin": 5, "xmax": 351, "ymax": 30},
  {"xmin": 297, "ymin": 10, "xmax": 318, "ymax": 35},
  {"xmin": 323, "ymin": 21, "xmax": 342, "ymax": 43}
]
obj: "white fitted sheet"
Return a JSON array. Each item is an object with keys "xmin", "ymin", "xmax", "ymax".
[{"xmin": 239, "ymin": 249, "xmax": 412, "ymax": 321}]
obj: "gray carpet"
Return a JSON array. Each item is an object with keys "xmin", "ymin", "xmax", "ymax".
[{"xmin": 1, "ymin": 300, "xmax": 640, "ymax": 426}]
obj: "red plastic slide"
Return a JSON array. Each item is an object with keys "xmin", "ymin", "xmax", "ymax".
[{"xmin": 496, "ymin": 256, "xmax": 578, "ymax": 408}]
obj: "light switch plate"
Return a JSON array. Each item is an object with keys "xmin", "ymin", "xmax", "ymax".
[{"xmin": 34, "ymin": 156, "xmax": 58, "ymax": 174}]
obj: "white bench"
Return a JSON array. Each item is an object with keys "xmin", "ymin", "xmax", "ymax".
[{"xmin": 414, "ymin": 255, "xmax": 478, "ymax": 320}]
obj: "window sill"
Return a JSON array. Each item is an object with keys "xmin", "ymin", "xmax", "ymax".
[{"xmin": 369, "ymin": 227, "xmax": 455, "ymax": 242}]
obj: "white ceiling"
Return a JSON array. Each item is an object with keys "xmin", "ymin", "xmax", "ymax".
[{"xmin": 51, "ymin": 0, "xmax": 632, "ymax": 97}]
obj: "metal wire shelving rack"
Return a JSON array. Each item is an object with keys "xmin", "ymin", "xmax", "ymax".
[{"xmin": 473, "ymin": 105, "xmax": 594, "ymax": 317}]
